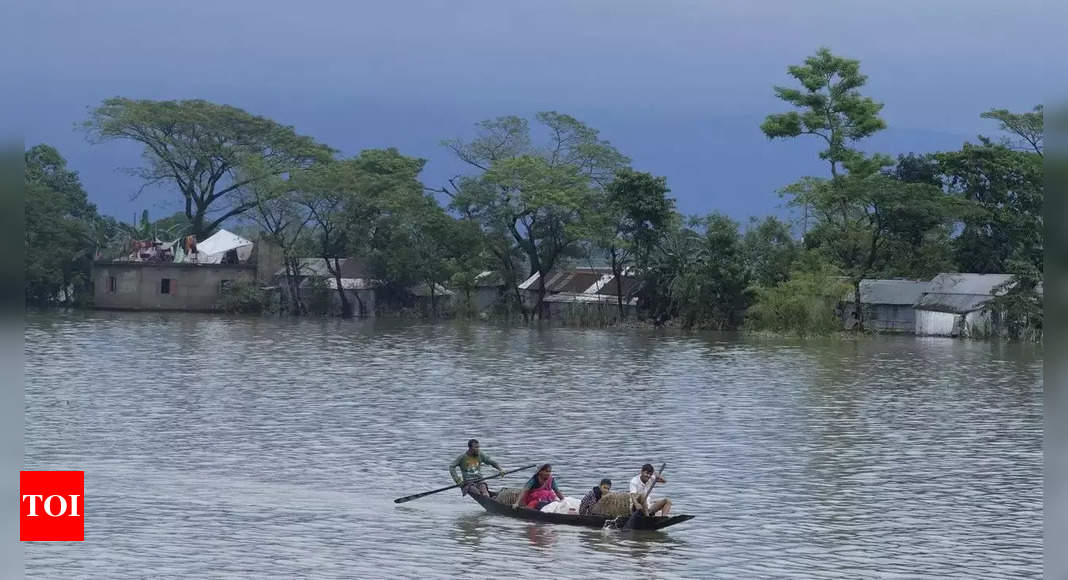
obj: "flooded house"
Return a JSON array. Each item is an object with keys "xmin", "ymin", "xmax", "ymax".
[
  {"xmin": 468, "ymin": 271, "xmax": 510, "ymax": 312},
  {"xmin": 519, "ymin": 266, "xmax": 640, "ymax": 320},
  {"xmin": 92, "ymin": 229, "xmax": 277, "ymax": 311},
  {"xmin": 914, "ymin": 273, "xmax": 1016, "ymax": 337},
  {"xmin": 273, "ymin": 258, "xmax": 377, "ymax": 316},
  {"xmin": 840, "ymin": 279, "xmax": 929, "ymax": 333}
]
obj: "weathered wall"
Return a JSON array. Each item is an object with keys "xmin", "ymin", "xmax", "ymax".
[
  {"xmin": 915, "ymin": 308, "xmax": 995, "ymax": 337},
  {"xmin": 93, "ymin": 263, "xmax": 256, "ymax": 311},
  {"xmin": 842, "ymin": 303, "xmax": 917, "ymax": 333},
  {"xmin": 916, "ymin": 310, "xmax": 959, "ymax": 336},
  {"xmin": 252, "ymin": 239, "xmax": 285, "ymax": 285}
]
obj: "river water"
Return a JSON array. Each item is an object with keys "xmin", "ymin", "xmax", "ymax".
[{"xmin": 24, "ymin": 311, "xmax": 1042, "ymax": 579}]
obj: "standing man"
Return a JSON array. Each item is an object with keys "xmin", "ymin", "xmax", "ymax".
[
  {"xmin": 629, "ymin": 463, "xmax": 671, "ymax": 516},
  {"xmin": 449, "ymin": 439, "xmax": 505, "ymax": 497}
]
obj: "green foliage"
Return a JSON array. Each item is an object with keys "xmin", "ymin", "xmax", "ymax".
[
  {"xmin": 445, "ymin": 111, "xmax": 629, "ymax": 317},
  {"xmin": 217, "ymin": 280, "xmax": 273, "ymax": 314},
  {"xmin": 83, "ymin": 97, "xmax": 334, "ymax": 240},
  {"xmin": 980, "ymin": 105, "xmax": 1043, "ymax": 155},
  {"xmin": 746, "ymin": 253, "xmax": 850, "ymax": 337},
  {"xmin": 761, "ymin": 47, "xmax": 887, "ymax": 177},
  {"xmin": 640, "ymin": 213, "xmax": 750, "ymax": 329},
  {"xmin": 936, "ymin": 138, "xmax": 1043, "ymax": 275},
  {"xmin": 24, "ymin": 144, "xmax": 103, "ymax": 306},
  {"xmin": 295, "ymin": 148, "xmax": 428, "ymax": 317},
  {"xmin": 742, "ymin": 216, "xmax": 799, "ymax": 287},
  {"xmin": 984, "ymin": 261, "xmax": 1043, "ymax": 341}
]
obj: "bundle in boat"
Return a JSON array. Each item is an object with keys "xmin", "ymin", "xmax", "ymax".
[
  {"xmin": 493, "ymin": 488, "xmax": 635, "ymax": 517},
  {"xmin": 591, "ymin": 492, "xmax": 637, "ymax": 517},
  {"xmin": 494, "ymin": 487, "xmax": 522, "ymax": 506}
]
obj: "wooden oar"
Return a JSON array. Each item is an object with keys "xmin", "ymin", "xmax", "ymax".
[
  {"xmin": 624, "ymin": 462, "xmax": 666, "ymax": 529},
  {"xmin": 393, "ymin": 463, "xmax": 537, "ymax": 504}
]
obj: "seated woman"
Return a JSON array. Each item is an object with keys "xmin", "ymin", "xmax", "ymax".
[{"xmin": 513, "ymin": 463, "xmax": 564, "ymax": 510}]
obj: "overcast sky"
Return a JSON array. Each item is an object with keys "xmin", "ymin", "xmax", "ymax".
[{"xmin": 4, "ymin": 0, "xmax": 1050, "ymax": 228}]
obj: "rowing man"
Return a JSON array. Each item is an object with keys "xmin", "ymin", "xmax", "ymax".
[
  {"xmin": 449, "ymin": 439, "xmax": 505, "ymax": 497},
  {"xmin": 629, "ymin": 463, "xmax": 671, "ymax": 516}
]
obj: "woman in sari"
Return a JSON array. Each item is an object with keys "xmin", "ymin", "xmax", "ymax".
[{"xmin": 513, "ymin": 463, "xmax": 565, "ymax": 510}]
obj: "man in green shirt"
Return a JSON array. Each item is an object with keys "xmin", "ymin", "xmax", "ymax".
[{"xmin": 449, "ymin": 439, "xmax": 504, "ymax": 497}]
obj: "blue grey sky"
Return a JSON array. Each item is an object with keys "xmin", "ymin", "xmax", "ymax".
[{"xmin": 7, "ymin": 0, "xmax": 1047, "ymax": 228}]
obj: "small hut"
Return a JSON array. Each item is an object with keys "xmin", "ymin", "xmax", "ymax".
[
  {"xmin": 914, "ymin": 273, "xmax": 1014, "ymax": 337},
  {"xmin": 840, "ymin": 279, "xmax": 929, "ymax": 333}
]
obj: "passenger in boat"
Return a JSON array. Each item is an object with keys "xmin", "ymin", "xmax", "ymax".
[
  {"xmin": 513, "ymin": 463, "xmax": 565, "ymax": 510},
  {"xmin": 578, "ymin": 478, "xmax": 612, "ymax": 515},
  {"xmin": 629, "ymin": 463, "xmax": 671, "ymax": 516},
  {"xmin": 449, "ymin": 439, "xmax": 504, "ymax": 497}
]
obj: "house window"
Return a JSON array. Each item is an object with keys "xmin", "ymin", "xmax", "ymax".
[
  {"xmin": 161, "ymin": 278, "xmax": 172, "ymax": 294},
  {"xmin": 220, "ymin": 280, "xmax": 232, "ymax": 292},
  {"xmin": 107, "ymin": 276, "xmax": 116, "ymax": 293}
]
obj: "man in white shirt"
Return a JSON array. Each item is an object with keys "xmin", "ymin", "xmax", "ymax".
[{"xmin": 629, "ymin": 463, "xmax": 671, "ymax": 516}]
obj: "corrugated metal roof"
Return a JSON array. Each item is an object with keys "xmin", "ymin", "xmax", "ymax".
[
  {"xmin": 915, "ymin": 273, "xmax": 1015, "ymax": 314},
  {"xmin": 298, "ymin": 277, "xmax": 376, "ymax": 291},
  {"xmin": 274, "ymin": 258, "xmax": 370, "ymax": 279},
  {"xmin": 840, "ymin": 279, "xmax": 929, "ymax": 305},
  {"xmin": 518, "ymin": 267, "xmax": 614, "ymax": 291},
  {"xmin": 924, "ymin": 273, "xmax": 1014, "ymax": 296},
  {"xmin": 543, "ymin": 292, "xmax": 638, "ymax": 305},
  {"xmin": 593, "ymin": 275, "xmax": 642, "ymax": 297}
]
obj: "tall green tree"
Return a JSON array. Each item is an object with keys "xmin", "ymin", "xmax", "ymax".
[
  {"xmin": 24, "ymin": 144, "xmax": 102, "ymax": 306},
  {"xmin": 297, "ymin": 149, "xmax": 428, "ymax": 318},
  {"xmin": 760, "ymin": 47, "xmax": 887, "ymax": 180},
  {"xmin": 741, "ymin": 216, "xmax": 799, "ymax": 288},
  {"xmin": 937, "ymin": 109, "xmax": 1044, "ymax": 275},
  {"xmin": 584, "ymin": 169, "xmax": 675, "ymax": 319},
  {"xmin": 444, "ymin": 112, "xmax": 629, "ymax": 318},
  {"xmin": 670, "ymin": 214, "xmax": 751, "ymax": 329},
  {"xmin": 242, "ymin": 174, "xmax": 315, "ymax": 314},
  {"xmin": 760, "ymin": 48, "xmax": 952, "ymax": 330},
  {"xmin": 83, "ymin": 98, "xmax": 334, "ymax": 240},
  {"xmin": 981, "ymin": 105, "xmax": 1043, "ymax": 156}
]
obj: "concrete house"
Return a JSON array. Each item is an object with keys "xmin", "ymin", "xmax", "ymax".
[
  {"xmin": 274, "ymin": 258, "xmax": 377, "ymax": 316},
  {"xmin": 93, "ymin": 229, "xmax": 275, "ymax": 312}
]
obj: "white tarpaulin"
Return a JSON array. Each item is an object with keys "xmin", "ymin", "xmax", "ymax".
[
  {"xmin": 184, "ymin": 229, "xmax": 253, "ymax": 264},
  {"xmin": 540, "ymin": 497, "xmax": 581, "ymax": 515}
]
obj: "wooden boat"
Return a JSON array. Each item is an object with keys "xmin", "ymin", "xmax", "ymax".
[{"xmin": 469, "ymin": 492, "xmax": 695, "ymax": 531}]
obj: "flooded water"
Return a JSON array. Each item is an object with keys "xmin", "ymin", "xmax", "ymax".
[{"xmin": 24, "ymin": 311, "xmax": 1042, "ymax": 579}]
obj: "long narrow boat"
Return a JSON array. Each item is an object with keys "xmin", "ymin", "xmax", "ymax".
[{"xmin": 470, "ymin": 492, "xmax": 695, "ymax": 531}]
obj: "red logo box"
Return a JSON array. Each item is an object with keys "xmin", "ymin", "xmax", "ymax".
[{"xmin": 20, "ymin": 471, "xmax": 84, "ymax": 541}]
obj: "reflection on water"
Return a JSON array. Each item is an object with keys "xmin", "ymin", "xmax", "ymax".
[{"xmin": 24, "ymin": 311, "xmax": 1042, "ymax": 579}]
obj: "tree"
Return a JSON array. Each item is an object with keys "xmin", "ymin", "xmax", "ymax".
[
  {"xmin": 785, "ymin": 171, "xmax": 954, "ymax": 329},
  {"xmin": 298, "ymin": 149, "xmax": 427, "ymax": 318},
  {"xmin": 747, "ymin": 252, "xmax": 850, "ymax": 337},
  {"xmin": 443, "ymin": 112, "xmax": 629, "ymax": 318},
  {"xmin": 937, "ymin": 109, "xmax": 1044, "ymax": 275},
  {"xmin": 761, "ymin": 47, "xmax": 887, "ymax": 179},
  {"xmin": 585, "ymin": 169, "xmax": 675, "ymax": 319},
  {"xmin": 742, "ymin": 216, "xmax": 799, "ymax": 288},
  {"xmin": 637, "ymin": 214, "xmax": 700, "ymax": 324},
  {"xmin": 981, "ymin": 105, "xmax": 1043, "ymax": 156},
  {"xmin": 669, "ymin": 214, "xmax": 751, "ymax": 329},
  {"xmin": 83, "ymin": 98, "xmax": 333, "ymax": 240},
  {"xmin": 242, "ymin": 174, "xmax": 315, "ymax": 314},
  {"xmin": 762, "ymin": 49, "xmax": 908, "ymax": 330},
  {"xmin": 24, "ymin": 144, "xmax": 102, "ymax": 306}
]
